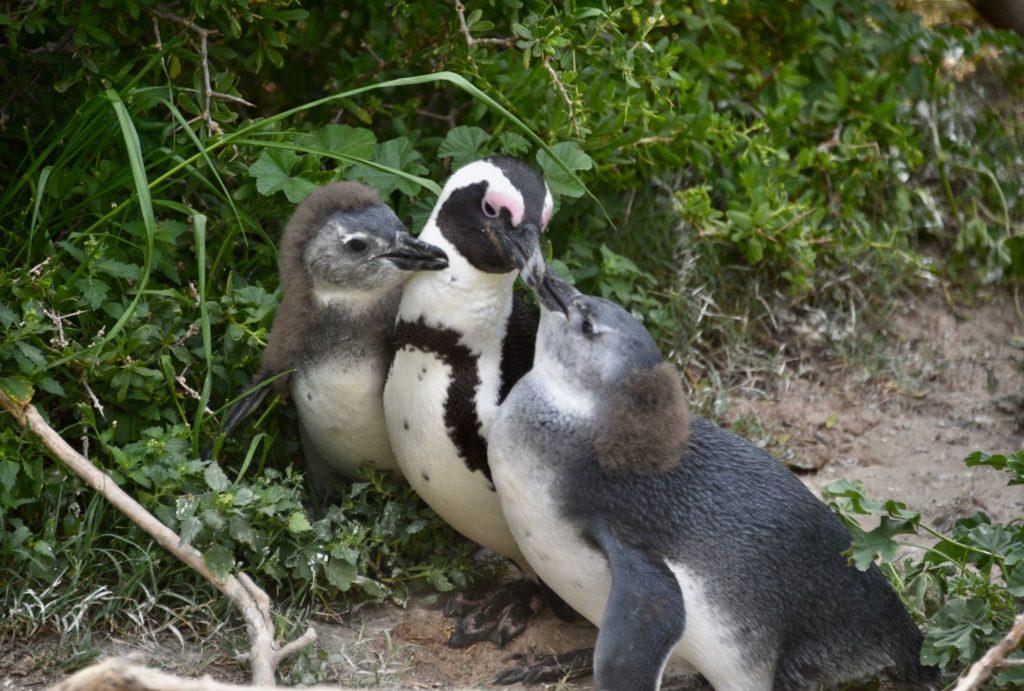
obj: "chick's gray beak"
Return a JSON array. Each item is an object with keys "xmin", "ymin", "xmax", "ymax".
[
  {"xmin": 382, "ymin": 233, "xmax": 449, "ymax": 271},
  {"xmin": 534, "ymin": 267, "xmax": 578, "ymax": 317},
  {"xmin": 502, "ymin": 221, "xmax": 546, "ymax": 290}
]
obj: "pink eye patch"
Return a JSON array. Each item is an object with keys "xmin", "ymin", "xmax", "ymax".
[{"xmin": 482, "ymin": 190, "xmax": 524, "ymax": 227}]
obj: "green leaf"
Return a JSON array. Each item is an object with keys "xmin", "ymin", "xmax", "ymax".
[
  {"xmin": 204, "ymin": 543, "xmax": 235, "ymax": 582},
  {"xmin": 228, "ymin": 515, "xmax": 255, "ymax": 546},
  {"xmin": 1007, "ymin": 564, "xmax": 1024, "ymax": 597},
  {"xmin": 76, "ymin": 277, "xmax": 109, "ymax": 310},
  {"xmin": 847, "ymin": 516, "xmax": 918, "ymax": 569},
  {"xmin": 204, "ymin": 463, "xmax": 230, "ymax": 492},
  {"xmin": 287, "ymin": 511, "xmax": 313, "ymax": 534},
  {"xmin": 536, "ymin": 142, "xmax": 593, "ymax": 198},
  {"xmin": 324, "ymin": 557, "xmax": 357, "ymax": 591},
  {"xmin": 0, "ymin": 460, "xmax": 19, "ymax": 492},
  {"xmin": 438, "ymin": 126, "xmax": 491, "ymax": 169},
  {"xmin": 921, "ymin": 597, "xmax": 994, "ymax": 667},
  {"xmin": 38, "ymin": 376, "xmax": 66, "ymax": 396},
  {"xmin": 965, "ymin": 450, "xmax": 1024, "ymax": 485},
  {"xmin": 349, "ymin": 137, "xmax": 429, "ymax": 197},
  {"xmin": 247, "ymin": 149, "xmax": 318, "ymax": 203},
  {"xmin": 0, "ymin": 377, "xmax": 33, "ymax": 404},
  {"xmin": 96, "ymin": 258, "xmax": 141, "ymax": 281},
  {"xmin": 179, "ymin": 516, "xmax": 202, "ymax": 545},
  {"xmin": 303, "ymin": 125, "xmax": 376, "ymax": 171},
  {"xmin": 0, "ymin": 303, "xmax": 16, "ymax": 328},
  {"xmin": 497, "ymin": 131, "xmax": 531, "ymax": 156}
]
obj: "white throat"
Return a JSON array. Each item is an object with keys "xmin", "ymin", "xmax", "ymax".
[{"xmin": 311, "ymin": 283, "xmax": 388, "ymax": 311}]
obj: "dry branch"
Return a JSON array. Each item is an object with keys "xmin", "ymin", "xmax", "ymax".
[
  {"xmin": 453, "ymin": 1, "xmax": 514, "ymax": 47},
  {"xmin": 48, "ymin": 657, "xmax": 353, "ymax": 691},
  {"xmin": 953, "ymin": 613, "xmax": 1024, "ymax": 691},
  {"xmin": 0, "ymin": 391, "xmax": 316, "ymax": 685}
]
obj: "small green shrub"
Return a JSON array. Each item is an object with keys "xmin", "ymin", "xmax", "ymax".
[{"xmin": 824, "ymin": 450, "xmax": 1024, "ymax": 686}]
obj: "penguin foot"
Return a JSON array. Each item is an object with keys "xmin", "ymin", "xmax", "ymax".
[
  {"xmin": 493, "ymin": 647, "xmax": 594, "ymax": 685},
  {"xmin": 444, "ymin": 578, "xmax": 544, "ymax": 649}
]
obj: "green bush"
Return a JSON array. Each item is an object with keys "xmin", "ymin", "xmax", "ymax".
[
  {"xmin": 825, "ymin": 450, "xmax": 1024, "ymax": 686},
  {"xmin": 1, "ymin": 0, "xmax": 1022, "ymax": 679}
]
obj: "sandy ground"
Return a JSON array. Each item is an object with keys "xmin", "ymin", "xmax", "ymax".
[{"xmin": 3, "ymin": 286, "xmax": 1022, "ymax": 690}]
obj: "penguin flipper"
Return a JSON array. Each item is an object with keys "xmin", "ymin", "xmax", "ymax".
[
  {"xmin": 590, "ymin": 519, "xmax": 685, "ymax": 691},
  {"xmin": 201, "ymin": 370, "xmax": 278, "ymax": 460}
]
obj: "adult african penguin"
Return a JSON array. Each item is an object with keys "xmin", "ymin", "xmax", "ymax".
[
  {"xmin": 216, "ymin": 182, "xmax": 448, "ymax": 511},
  {"xmin": 489, "ymin": 269, "xmax": 941, "ymax": 691},
  {"xmin": 383, "ymin": 156, "xmax": 558, "ymax": 647}
]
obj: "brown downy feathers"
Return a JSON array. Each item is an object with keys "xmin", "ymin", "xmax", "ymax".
[
  {"xmin": 594, "ymin": 361, "xmax": 690, "ymax": 474},
  {"xmin": 260, "ymin": 182, "xmax": 383, "ymax": 394}
]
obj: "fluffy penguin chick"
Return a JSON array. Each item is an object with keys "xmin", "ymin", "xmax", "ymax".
[
  {"xmin": 489, "ymin": 273, "xmax": 940, "ymax": 691},
  {"xmin": 220, "ymin": 182, "xmax": 447, "ymax": 509},
  {"xmin": 383, "ymin": 156, "xmax": 558, "ymax": 648}
]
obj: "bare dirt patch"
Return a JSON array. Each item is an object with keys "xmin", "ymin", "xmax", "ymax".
[{"xmin": 4, "ymin": 286, "xmax": 1021, "ymax": 690}]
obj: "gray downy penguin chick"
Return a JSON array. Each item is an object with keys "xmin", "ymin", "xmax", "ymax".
[
  {"xmin": 489, "ymin": 271, "xmax": 940, "ymax": 691},
  {"xmin": 218, "ymin": 182, "xmax": 448, "ymax": 511},
  {"xmin": 383, "ymin": 156, "xmax": 574, "ymax": 651}
]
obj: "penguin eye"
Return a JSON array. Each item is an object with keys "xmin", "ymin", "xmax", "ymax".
[
  {"xmin": 346, "ymin": 238, "xmax": 368, "ymax": 252},
  {"xmin": 481, "ymin": 199, "xmax": 499, "ymax": 219}
]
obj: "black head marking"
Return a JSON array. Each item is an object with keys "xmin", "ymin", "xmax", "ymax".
[{"xmin": 435, "ymin": 157, "xmax": 550, "ymax": 274}]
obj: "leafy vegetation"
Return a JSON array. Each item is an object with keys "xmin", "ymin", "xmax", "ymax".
[
  {"xmin": 825, "ymin": 450, "xmax": 1024, "ymax": 686},
  {"xmin": 1, "ymin": 0, "xmax": 1022, "ymax": 682}
]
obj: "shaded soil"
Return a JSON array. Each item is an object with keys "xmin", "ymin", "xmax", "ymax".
[{"xmin": 4, "ymin": 286, "xmax": 1022, "ymax": 690}]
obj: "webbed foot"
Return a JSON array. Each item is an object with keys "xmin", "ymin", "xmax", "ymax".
[
  {"xmin": 494, "ymin": 647, "xmax": 594, "ymax": 684},
  {"xmin": 444, "ymin": 578, "xmax": 544, "ymax": 649}
]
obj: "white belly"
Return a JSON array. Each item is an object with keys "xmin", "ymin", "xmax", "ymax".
[
  {"xmin": 293, "ymin": 358, "xmax": 398, "ymax": 478},
  {"xmin": 489, "ymin": 437, "xmax": 767, "ymax": 691},
  {"xmin": 384, "ymin": 347, "xmax": 523, "ymax": 561}
]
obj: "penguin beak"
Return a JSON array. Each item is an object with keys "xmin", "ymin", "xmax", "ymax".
[
  {"xmin": 502, "ymin": 221, "xmax": 546, "ymax": 290},
  {"xmin": 534, "ymin": 268, "xmax": 578, "ymax": 317},
  {"xmin": 381, "ymin": 233, "xmax": 449, "ymax": 271}
]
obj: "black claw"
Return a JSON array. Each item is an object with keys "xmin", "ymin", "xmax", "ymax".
[
  {"xmin": 493, "ymin": 647, "xmax": 595, "ymax": 685},
  {"xmin": 444, "ymin": 579, "xmax": 543, "ymax": 649}
]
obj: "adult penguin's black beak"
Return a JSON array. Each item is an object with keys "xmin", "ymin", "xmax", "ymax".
[
  {"xmin": 533, "ymin": 267, "xmax": 576, "ymax": 317},
  {"xmin": 381, "ymin": 233, "xmax": 449, "ymax": 271},
  {"xmin": 503, "ymin": 221, "xmax": 545, "ymax": 291}
]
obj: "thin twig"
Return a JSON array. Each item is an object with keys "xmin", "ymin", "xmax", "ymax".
[
  {"xmin": 453, "ymin": 1, "xmax": 514, "ymax": 47},
  {"xmin": 0, "ymin": 391, "xmax": 315, "ymax": 685},
  {"xmin": 42, "ymin": 308, "xmax": 84, "ymax": 350},
  {"xmin": 953, "ymin": 613, "xmax": 1024, "ymax": 691},
  {"xmin": 151, "ymin": 9, "xmax": 255, "ymax": 135},
  {"xmin": 175, "ymin": 372, "xmax": 215, "ymax": 415},
  {"xmin": 80, "ymin": 375, "xmax": 106, "ymax": 420},
  {"xmin": 151, "ymin": 9, "xmax": 220, "ymax": 37},
  {"xmin": 543, "ymin": 55, "xmax": 580, "ymax": 137}
]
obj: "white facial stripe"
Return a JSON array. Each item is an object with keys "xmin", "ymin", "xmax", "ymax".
[
  {"xmin": 542, "ymin": 188, "xmax": 554, "ymax": 228},
  {"xmin": 325, "ymin": 219, "xmax": 349, "ymax": 237}
]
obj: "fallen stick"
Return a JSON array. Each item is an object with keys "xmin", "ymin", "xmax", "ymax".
[
  {"xmin": 953, "ymin": 612, "xmax": 1024, "ymax": 691},
  {"xmin": 48, "ymin": 657, "xmax": 351, "ymax": 691},
  {"xmin": 0, "ymin": 391, "xmax": 316, "ymax": 685}
]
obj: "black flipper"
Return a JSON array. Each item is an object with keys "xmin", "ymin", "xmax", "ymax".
[
  {"xmin": 201, "ymin": 370, "xmax": 276, "ymax": 460},
  {"xmin": 590, "ymin": 519, "xmax": 685, "ymax": 691}
]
